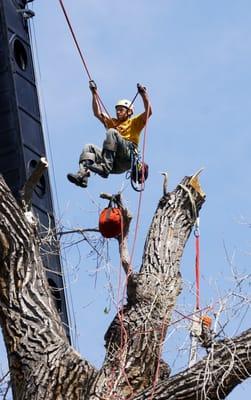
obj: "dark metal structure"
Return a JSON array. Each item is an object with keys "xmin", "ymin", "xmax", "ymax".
[{"xmin": 0, "ymin": 0, "xmax": 71, "ymax": 340}]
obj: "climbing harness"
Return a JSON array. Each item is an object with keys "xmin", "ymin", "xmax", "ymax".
[
  {"xmin": 126, "ymin": 145, "xmax": 149, "ymax": 192},
  {"xmin": 131, "ymin": 159, "xmax": 149, "ymax": 187},
  {"xmin": 99, "ymin": 196, "xmax": 124, "ymax": 239}
]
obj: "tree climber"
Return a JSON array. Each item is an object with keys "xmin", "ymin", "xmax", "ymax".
[{"xmin": 67, "ymin": 82, "xmax": 152, "ymax": 188}]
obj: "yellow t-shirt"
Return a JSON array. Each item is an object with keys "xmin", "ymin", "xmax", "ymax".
[{"xmin": 102, "ymin": 113, "xmax": 146, "ymax": 146}]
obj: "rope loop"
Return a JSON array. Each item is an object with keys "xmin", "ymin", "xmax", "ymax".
[{"xmin": 126, "ymin": 148, "xmax": 147, "ymax": 192}]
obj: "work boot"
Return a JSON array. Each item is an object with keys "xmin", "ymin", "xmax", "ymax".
[
  {"xmin": 67, "ymin": 169, "xmax": 90, "ymax": 187},
  {"xmin": 88, "ymin": 163, "xmax": 109, "ymax": 178}
]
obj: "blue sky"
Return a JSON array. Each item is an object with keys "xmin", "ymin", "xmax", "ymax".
[
  {"xmin": 2, "ymin": 0, "xmax": 251, "ymax": 398},
  {"xmin": 33, "ymin": 1, "xmax": 251, "ymax": 398}
]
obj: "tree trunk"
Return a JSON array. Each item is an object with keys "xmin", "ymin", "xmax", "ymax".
[
  {"xmin": 0, "ymin": 176, "xmax": 96, "ymax": 399},
  {"xmin": 0, "ymin": 173, "xmax": 250, "ymax": 399}
]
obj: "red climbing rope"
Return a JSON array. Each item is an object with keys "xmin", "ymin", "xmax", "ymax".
[
  {"xmin": 57, "ymin": 2, "xmax": 153, "ymax": 396},
  {"xmin": 58, "ymin": 0, "xmax": 112, "ymax": 118},
  {"xmin": 129, "ymin": 103, "xmax": 151, "ymax": 264},
  {"xmin": 58, "ymin": 0, "xmax": 92, "ymax": 79}
]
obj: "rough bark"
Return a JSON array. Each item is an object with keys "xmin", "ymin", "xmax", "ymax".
[
  {"xmin": 88, "ymin": 175, "xmax": 205, "ymax": 399},
  {"xmin": 0, "ymin": 176, "xmax": 96, "ymax": 399},
  {"xmin": 0, "ymin": 173, "xmax": 250, "ymax": 399}
]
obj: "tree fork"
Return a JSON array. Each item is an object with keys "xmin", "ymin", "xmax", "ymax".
[
  {"xmin": 3, "ymin": 172, "xmax": 249, "ymax": 399},
  {"xmin": 90, "ymin": 174, "xmax": 206, "ymax": 399}
]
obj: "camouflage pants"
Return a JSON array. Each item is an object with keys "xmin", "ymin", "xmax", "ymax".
[{"xmin": 79, "ymin": 128, "xmax": 132, "ymax": 174}]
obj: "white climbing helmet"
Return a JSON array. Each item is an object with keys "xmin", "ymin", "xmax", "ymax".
[{"xmin": 115, "ymin": 99, "xmax": 134, "ymax": 114}]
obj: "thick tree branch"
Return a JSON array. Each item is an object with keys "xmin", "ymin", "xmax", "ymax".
[{"xmin": 134, "ymin": 328, "xmax": 251, "ymax": 399}]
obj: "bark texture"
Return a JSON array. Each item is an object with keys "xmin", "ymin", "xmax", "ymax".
[
  {"xmin": 0, "ymin": 173, "xmax": 250, "ymax": 399},
  {"xmin": 0, "ymin": 176, "xmax": 96, "ymax": 399},
  {"xmin": 89, "ymin": 176, "xmax": 205, "ymax": 399}
]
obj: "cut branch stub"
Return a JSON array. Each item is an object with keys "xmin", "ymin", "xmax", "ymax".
[
  {"xmin": 141, "ymin": 174, "xmax": 205, "ymax": 277},
  {"xmin": 21, "ymin": 157, "xmax": 48, "ymax": 210},
  {"xmin": 100, "ymin": 192, "xmax": 133, "ymax": 275}
]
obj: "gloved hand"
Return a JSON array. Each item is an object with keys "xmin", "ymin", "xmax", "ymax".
[
  {"xmin": 137, "ymin": 83, "xmax": 147, "ymax": 94},
  {"xmin": 89, "ymin": 80, "xmax": 97, "ymax": 92}
]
